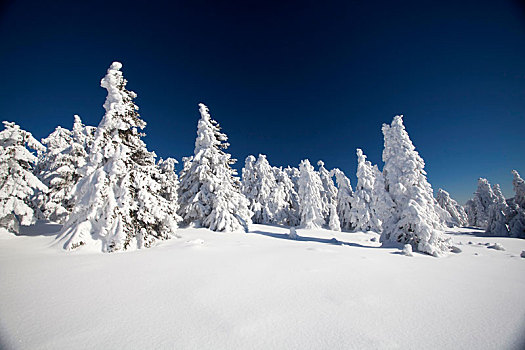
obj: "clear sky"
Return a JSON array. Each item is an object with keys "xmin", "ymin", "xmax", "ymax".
[{"xmin": 0, "ymin": 0, "xmax": 524, "ymax": 204}]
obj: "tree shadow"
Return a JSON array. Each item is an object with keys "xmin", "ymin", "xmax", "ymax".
[
  {"xmin": 18, "ymin": 221, "xmax": 62, "ymax": 237},
  {"xmin": 250, "ymin": 230, "xmax": 376, "ymax": 249}
]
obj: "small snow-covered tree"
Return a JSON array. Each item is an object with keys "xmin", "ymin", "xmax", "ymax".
[
  {"xmin": 241, "ymin": 155, "xmax": 259, "ymax": 218},
  {"xmin": 284, "ymin": 166, "xmax": 300, "ymax": 192},
  {"xmin": 506, "ymin": 170, "xmax": 525, "ymax": 238},
  {"xmin": 178, "ymin": 103, "xmax": 251, "ymax": 232},
  {"xmin": 350, "ymin": 149, "xmax": 381, "ymax": 232},
  {"xmin": 485, "ymin": 184, "xmax": 510, "ymax": 236},
  {"xmin": 371, "ymin": 164, "xmax": 394, "ymax": 230},
  {"xmin": 332, "ymin": 168, "xmax": 353, "ymax": 230},
  {"xmin": 246, "ymin": 154, "xmax": 281, "ymax": 224},
  {"xmin": 381, "ymin": 115, "xmax": 450, "ymax": 256},
  {"xmin": 328, "ymin": 204, "xmax": 341, "ymax": 231},
  {"xmin": 512, "ymin": 170, "xmax": 525, "ymax": 208},
  {"xmin": 298, "ymin": 159, "xmax": 324, "ymax": 229},
  {"xmin": 465, "ymin": 178, "xmax": 497, "ymax": 228},
  {"xmin": 35, "ymin": 115, "xmax": 94, "ymax": 223},
  {"xmin": 317, "ymin": 160, "xmax": 338, "ymax": 224},
  {"xmin": 435, "ymin": 188, "xmax": 468, "ymax": 227},
  {"xmin": 0, "ymin": 121, "xmax": 48, "ymax": 234},
  {"xmin": 58, "ymin": 62, "xmax": 180, "ymax": 252},
  {"xmin": 157, "ymin": 157, "xmax": 181, "ymax": 214},
  {"xmin": 273, "ymin": 166, "xmax": 300, "ymax": 226}
]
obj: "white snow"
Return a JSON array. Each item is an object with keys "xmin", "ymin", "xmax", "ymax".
[{"xmin": 1, "ymin": 223, "xmax": 525, "ymax": 349}]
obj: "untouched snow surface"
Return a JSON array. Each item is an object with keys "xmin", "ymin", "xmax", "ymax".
[{"xmin": 1, "ymin": 223, "xmax": 525, "ymax": 349}]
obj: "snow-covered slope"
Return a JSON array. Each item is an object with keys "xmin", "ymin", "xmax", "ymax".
[{"xmin": 1, "ymin": 223, "xmax": 525, "ymax": 349}]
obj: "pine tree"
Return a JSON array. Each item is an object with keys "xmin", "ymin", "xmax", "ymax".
[
  {"xmin": 58, "ymin": 62, "xmax": 180, "ymax": 252},
  {"xmin": 506, "ymin": 170, "xmax": 525, "ymax": 238},
  {"xmin": 317, "ymin": 160, "xmax": 338, "ymax": 224},
  {"xmin": 328, "ymin": 204, "xmax": 341, "ymax": 231},
  {"xmin": 371, "ymin": 164, "xmax": 394, "ymax": 231},
  {"xmin": 435, "ymin": 188, "xmax": 468, "ymax": 227},
  {"xmin": 332, "ymin": 168, "xmax": 353, "ymax": 230},
  {"xmin": 298, "ymin": 159, "xmax": 324, "ymax": 229},
  {"xmin": 177, "ymin": 103, "xmax": 251, "ymax": 232},
  {"xmin": 241, "ymin": 155, "xmax": 259, "ymax": 219},
  {"xmin": 273, "ymin": 166, "xmax": 300, "ymax": 226},
  {"xmin": 0, "ymin": 121, "xmax": 48, "ymax": 234},
  {"xmin": 350, "ymin": 149, "xmax": 381, "ymax": 232},
  {"xmin": 465, "ymin": 178, "xmax": 497, "ymax": 228},
  {"xmin": 35, "ymin": 115, "xmax": 94, "ymax": 223},
  {"xmin": 485, "ymin": 184, "xmax": 510, "ymax": 236},
  {"xmin": 157, "ymin": 157, "xmax": 182, "ymax": 223},
  {"xmin": 380, "ymin": 115, "xmax": 450, "ymax": 256}
]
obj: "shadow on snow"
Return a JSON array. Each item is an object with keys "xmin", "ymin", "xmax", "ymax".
[{"xmin": 250, "ymin": 230, "xmax": 376, "ymax": 249}]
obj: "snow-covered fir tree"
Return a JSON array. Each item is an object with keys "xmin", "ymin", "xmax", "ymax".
[
  {"xmin": 0, "ymin": 121, "xmax": 48, "ymax": 234},
  {"xmin": 35, "ymin": 115, "xmax": 94, "ymax": 223},
  {"xmin": 328, "ymin": 204, "xmax": 341, "ymax": 231},
  {"xmin": 273, "ymin": 166, "xmax": 300, "ymax": 226},
  {"xmin": 380, "ymin": 115, "xmax": 450, "ymax": 256},
  {"xmin": 58, "ymin": 62, "xmax": 180, "ymax": 252},
  {"xmin": 371, "ymin": 164, "xmax": 394, "ymax": 231},
  {"xmin": 317, "ymin": 160, "xmax": 338, "ymax": 224},
  {"xmin": 284, "ymin": 166, "xmax": 300, "ymax": 192},
  {"xmin": 350, "ymin": 149, "xmax": 381, "ymax": 232},
  {"xmin": 332, "ymin": 168, "xmax": 353, "ymax": 231},
  {"xmin": 177, "ymin": 103, "xmax": 251, "ymax": 232},
  {"xmin": 485, "ymin": 184, "xmax": 510, "ymax": 236},
  {"xmin": 465, "ymin": 178, "xmax": 497, "ymax": 228},
  {"xmin": 508, "ymin": 170, "xmax": 525, "ymax": 238},
  {"xmin": 298, "ymin": 159, "xmax": 324, "ymax": 229},
  {"xmin": 241, "ymin": 154, "xmax": 289, "ymax": 225},
  {"xmin": 157, "ymin": 157, "xmax": 182, "ymax": 220},
  {"xmin": 435, "ymin": 188, "xmax": 468, "ymax": 227}
]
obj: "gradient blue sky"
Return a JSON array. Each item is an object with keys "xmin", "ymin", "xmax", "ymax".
[{"xmin": 0, "ymin": 0, "xmax": 524, "ymax": 203}]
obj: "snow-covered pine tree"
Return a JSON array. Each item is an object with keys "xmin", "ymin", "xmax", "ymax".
[
  {"xmin": 465, "ymin": 178, "xmax": 497, "ymax": 228},
  {"xmin": 241, "ymin": 155, "xmax": 259, "ymax": 219},
  {"xmin": 0, "ymin": 121, "xmax": 48, "ymax": 234},
  {"xmin": 242, "ymin": 154, "xmax": 284, "ymax": 224},
  {"xmin": 371, "ymin": 164, "xmax": 394, "ymax": 231},
  {"xmin": 506, "ymin": 170, "xmax": 525, "ymax": 238},
  {"xmin": 298, "ymin": 159, "xmax": 324, "ymax": 229},
  {"xmin": 485, "ymin": 184, "xmax": 510, "ymax": 236},
  {"xmin": 317, "ymin": 160, "xmax": 338, "ymax": 224},
  {"xmin": 35, "ymin": 115, "xmax": 93, "ymax": 224},
  {"xmin": 350, "ymin": 149, "xmax": 381, "ymax": 232},
  {"xmin": 332, "ymin": 168, "xmax": 353, "ymax": 231},
  {"xmin": 273, "ymin": 166, "xmax": 300, "ymax": 226},
  {"xmin": 284, "ymin": 166, "xmax": 300, "ymax": 192},
  {"xmin": 58, "ymin": 62, "xmax": 179, "ymax": 252},
  {"xmin": 157, "ymin": 157, "xmax": 182, "ymax": 221},
  {"xmin": 177, "ymin": 103, "xmax": 251, "ymax": 232},
  {"xmin": 435, "ymin": 188, "xmax": 468, "ymax": 227},
  {"xmin": 381, "ymin": 115, "xmax": 450, "ymax": 256},
  {"xmin": 328, "ymin": 204, "xmax": 341, "ymax": 231}
]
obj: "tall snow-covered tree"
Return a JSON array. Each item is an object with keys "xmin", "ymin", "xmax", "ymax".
[
  {"xmin": 35, "ymin": 115, "xmax": 94, "ymax": 223},
  {"xmin": 317, "ymin": 160, "xmax": 338, "ymax": 224},
  {"xmin": 435, "ymin": 188, "xmax": 468, "ymax": 227},
  {"xmin": 58, "ymin": 62, "xmax": 180, "ymax": 252},
  {"xmin": 465, "ymin": 178, "xmax": 497, "ymax": 228},
  {"xmin": 485, "ymin": 184, "xmax": 510, "ymax": 236},
  {"xmin": 350, "ymin": 149, "xmax": 381, "ymax": 232},
  {"xmin": 328, "ymin": 204, "xmax": 341, "ymax": 231},
  {"xmin": 298, "ymin": 159, "xmax": 324, "ymax": 229},
  {"xmin": 332, "ymin": 168, "xmax": 353, "ymax": 231},
  {"xmin": 178, "ymin": 103, "xmax": 251, "ymax": 232},
  {"xmin": 512, "ymin": 170, "xmax": 525, "ymax": 208},
  {"xmin": 241, "ymin": 155, "xmax": 259, "ymax": 218},
  {"xmin": 381, "ymin": 115, "xmax": 450, "ymax": 256},
  {"xmin": 0, "ymin": 121, "xmax": 48, "ymax": 234}
]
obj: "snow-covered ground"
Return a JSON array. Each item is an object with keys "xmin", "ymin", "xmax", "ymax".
[{"xmin": 1, "ymin": 223, "xmax": 525, "ymax": 349}]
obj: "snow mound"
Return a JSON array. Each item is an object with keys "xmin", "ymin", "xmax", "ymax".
[{"xmin": 487, "ymin": 243, "xmax": 505, "ymax": 251}]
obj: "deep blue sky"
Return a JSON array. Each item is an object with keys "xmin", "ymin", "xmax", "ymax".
[{"xmin": 0, "ymin": 0, "xmax": 524, "ymax": 203}]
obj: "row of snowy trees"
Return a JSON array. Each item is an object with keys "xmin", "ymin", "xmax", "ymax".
[
  {"xmin": 463, "ymin": 173, "xmax": 525, "ymax": 238},
  {"xmin": 1, "ymin": 61, "xmax": 521, "ymax": 255}
]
